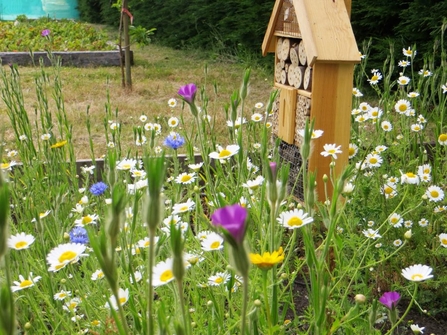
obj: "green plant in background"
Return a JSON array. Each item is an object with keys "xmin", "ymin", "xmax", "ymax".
[
  {"xmin": 1, "ymin": 33, "xmax": 447, "ymax": 335},
  {"xmin": 0, "ymin": 17, "xmax": 116, "ymax": 52}
]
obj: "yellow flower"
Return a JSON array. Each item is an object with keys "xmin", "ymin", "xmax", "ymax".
[
  {"xmin": 50, "ymin": 140, "xmax": 68, "ymax": 149},
  {"xmin": 249, "ymin": 247, "xmax": 284, "ymax": 270}
]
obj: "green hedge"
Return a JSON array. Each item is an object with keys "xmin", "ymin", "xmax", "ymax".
[{"xmin": 77, "ymin": 0, "xmax": 447, "ymax": 65}]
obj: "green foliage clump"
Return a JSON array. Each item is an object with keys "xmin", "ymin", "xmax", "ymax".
[{"xmin": 0, "ymin": 17, "xmax": 116, "ymax": 52}]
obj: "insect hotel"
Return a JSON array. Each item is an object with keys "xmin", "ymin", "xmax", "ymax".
[{"xmin": 262, "ymin": 0, "xmax": 360, "ymax": 198}]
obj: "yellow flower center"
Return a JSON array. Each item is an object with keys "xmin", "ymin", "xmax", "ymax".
[
  {"xmin": 179, "ymin": 205, "xmax": 188, "ymax": 212},
  {"xmin": 15, "ymin": 241, "xmax": 28, "ymax": 249},
  {"xmin": 214, "ymin": 277, "xmax": 224, "ymax": 284},
  {"xmin": 349, "ymin": 148, "xmax": 355, "ymax": 156},
  {"xmin": 369, "ymin": 158, "xmax": 378, "ymax": 164},
  {"xmin": 82, "ymin": 216, "xmax": 93, "ymax": 224},
  {"xmin": 411, "ymin": 273, "xmax": 423, "ymax": 281},
  {"xmin": 20, "ymin": 280, "xmax": 33, "ymax": 288},
  {"xmin": 391, "ymin": 218, "xmax": 398, "ymax": 223},
  {"xmin": 399, "ymin": 104, "xmax": 407, "ymax": 112},
  {"xmin": 441, "ymin": 239, "xmax": 447, "ymax": 245},
  {"xmin": 439, "ymin": 134, "xmax": 447, "ymax": 142},
  {"xmin": 384, "ymin": 187, "xmax": 393, "ymax": 195},
  {"xmin": 58, "ymin": 250, "xmax": 77, "ymax": 263},
  {"xmin": 181, "ymin": 175, "xmax": 192, "ymax": 183},
  {"xmin": 406, "ymin": 172, "xmax": 416, "ymax": 178},
  {"xmin": 430, "ymin": 190, "xmax": 439, "ymax": 198},
  {"xmin": 219, "ymin": 149, "xmax": 231, "ymax": 158},
  {"xmin": 210, "ymin": 241, "xmax": 221, "ymax": 249},
  {"xmin": 119, "ymin": 297, "xmax": 127, "ymax": 304},
  {"xmin": 1, "ymin": 163, "xmax": 10, "ymax": 169},
  {"xmin": 160, "ymin": 270, "xmax": 174, "ymax": 282},
  {"xmin": 288, "ymin": 217, "xmax": 303, "ymax": 227},
  {"xmin": 371, "ymin": 75, "xmax": 378, "ymax": 81}
]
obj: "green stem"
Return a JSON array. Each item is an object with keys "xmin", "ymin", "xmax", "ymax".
[
  {"xmin": 241, "ymin": 274, "xmax": 249, "ymax": 335},
  {"xmin": 261, "ymin": 271, "xmax": 273, "ymax": 334},
  {"xmin": 147, "ymin": 227, "xmax": 156, "ymax": 335},
  {"xmin": 176, "ymin": 279, "xmax": 190, "ymax": 335}
]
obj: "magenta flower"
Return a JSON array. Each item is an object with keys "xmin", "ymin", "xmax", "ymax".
[
  {"xmin": 41, "ymin": 29, "xmax": 50, "ymax": 37},
  {"xmin": 178, "ymin": 83, "xmax": 197, "ymax": 104},
  {"xmin": 211, "ymin": 204, "xmax": 248, "ymax": 244},
  {"xmin": 379, "ymin": 291, "xmax": 400, "ymax": 310}
]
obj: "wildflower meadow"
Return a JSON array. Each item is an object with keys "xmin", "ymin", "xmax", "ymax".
[{"xmin": 1, "ymin": 29, "xmax": 447, "ymax": 335}]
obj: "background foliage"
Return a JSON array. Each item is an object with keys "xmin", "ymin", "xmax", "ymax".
[{"xmin": 77, "ymin": 0, "xmax": 447, "ymax": 65}]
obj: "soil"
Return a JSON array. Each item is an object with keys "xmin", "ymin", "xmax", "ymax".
[{"xmin": 289, "ymin": 277, "xmax": 447, "ymax": 334}]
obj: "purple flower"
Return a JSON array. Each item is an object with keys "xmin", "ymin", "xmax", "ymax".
[
  {"xmin": 90, "ymin": 182, "xmax": 108, "ymax": 196},
  {"xmin": 211, "ymin": 204, "xmax": 248, "ymax": 244},
  {"xmin": 379, "ymin": 291, "xmax": 400, "ymax": 310},
  {"xmin": 69, "ymin": 227, "xmax": 89, "ymax": 244},
  {"xmin": 164, "ymin": 132, "xmax": 185, "ymax": 150},
  {"xmin": 41, "ymin": 29, "xmax": 50, "ymax": 37},
  {"xmin": 178, "ymin": 83, "xmax": 197, "ymax": 104}
]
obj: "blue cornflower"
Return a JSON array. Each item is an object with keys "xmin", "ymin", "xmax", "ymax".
[
  {"xmin": 69, "ymin": 226, "xmax": 89, "ymax": 244},
  {"xmin": 90, "ymin": 182, "xmax": 108, "ymax": 196},
  {"xmin": 164, "ymin": 132, "xmax": 185, "ymax": 150}
]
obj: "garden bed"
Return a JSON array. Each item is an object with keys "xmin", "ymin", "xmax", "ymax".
[{"xmin": 0, "ymin": 50, "xmax": 133, "ymax": 67}]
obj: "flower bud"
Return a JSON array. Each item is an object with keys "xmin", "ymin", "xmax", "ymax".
[
  {"xmin": 354, "ymin": 294, "xmax": 366, "ymax": 304},
  {"xmin": 254, "ymin": 299, "xmax": 262, "ymax": 307},
  {"xmin": 404, "ymin": 230, "xmax": 412, "ymax": 240}
]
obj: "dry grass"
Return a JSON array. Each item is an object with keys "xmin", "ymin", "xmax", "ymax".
[{"xmin": 0, "ymin": 44, "xmax": 274, "ymax": 159}]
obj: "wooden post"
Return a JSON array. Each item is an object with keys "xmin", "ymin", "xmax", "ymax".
[
  {"xmin": 344, "ymin": 0, "xmax": 352, "ymax": 18},
  {"xmin": 123, "ymin": 0, "xmax": 132, "ymax": 89},
  {"xmin": 308, "ymin": 63, "xmax": 353, "ymax": 199}
]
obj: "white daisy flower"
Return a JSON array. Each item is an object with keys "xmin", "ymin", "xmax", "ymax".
[
  {"xmin": 11, "ymin": 273, "xmax": 41, "ymax": 292},
  {"xmin": 168, "ymin": 98, "xmax": 177, "ymax": 108},
  {"xmin": 200, "ymin": 232, "xmax": 224, "ymax": 251},
  {"xmin": 401, "ymin": 264, "xmax": 433, "ymax": 282},
  {"xmin": 425, "ymin": 185, "xmax": 444, "ymax": 202},
  {"xmin": 137, "ymin": 236, "xmax": 159, "ymax": 248},
  {"xmin": 393, "ymin": 239, "xmax": 403, "ymax": 247},
  {"xmin": 398, "ymin": 60, "xmax": 410, "ymax": 67},
  {"xmin": 277, "ymin": 209, "xmax": 313, "ymax": 229},
  {"xmin": 362, "ymin": 229, "xmax": 381, "ymax": 239},
  {"xmin": 172, "ymin": 199, "xmax": 195, "ymax": 214},
  {"xmin": 175, "ymin": 172, "xmax": 196, "ymax": 185},
  {"xmin": 297, "ymin": 129, "xmax": 324, "ymax": 139},
  {"xmin": 410, "ymin": 124, "xmax": 424, "ymax": 132},
  {"xmin": 438, "ymin": 133, "xmax": 447, "ymax": 145},
  {"xmin": 434, "ymin": 206, "xmax": 446, "ymax": 213},
  {"xmin": 320, "ymin": 143, "xmax": 342, "ymax": 159},
  {"xmin": 418, "ymin": 218, "xmax": 429, "ymax": 227},
  {"xmin": 388, "ymin": 213, "xmax": 403, "ymax": 228},
  {"xmin": 116, "ymin": 159, "xmax": 138, "ymax": 171},
  {"xmin": 208, "ymin": 272, "xmax": 230, "ymax": 286},
  {"xmin": 209, "ymin": 145, "xmax": 240, "ymax": 160},
  {"xmin": 348, "ymin": 143, "xmax": 359, "ymax": 158},
  {"xmin": 438, "ymin": 233, "xmax": 447, "ymax": 248},
  {"xmin": 63, "ymin": 298, "xmax": 82, "ymax": 312},
  {"xmin": 242, "ymin": 175, "xmax": 264, "ymax": 190},
  {"xmin": 394, "ymin": 99, "xmax": 411, "ymax": 115},
  {"xmin": 381, "ymin": 121, "xmax": 393, "ymax": 132},
  {"xmin": 130, "ymin": 271, "xmax": 143, "ymax": 284},
  {"xmin": 188, "ymin": 162, "xmax": 203, "ymax": 171},
  {"xmin": 226, "ymin": 117, "xmax": 247, "ymax": 128},
  {"xmin": 91, "ymin": 269, "xmax": 105, "ymax": 281},
  {"xmin": 251, "ymin": 113, "xmax": 263, "ymax": 122},
  {"xmin": 106, "ymin": 288, "xmax": 129, "ymax": 310},
  {"xmin": 47, "ymin": 243, "xmax": 87, "ymax": 272},
  {"xmin": 139, "ymin": 115, "xmax": 147, "ymax": 122},
  {"xmin": 255, "ymin": 102, "xmax": 264, "ymax": 109},
  {"xmin": 397, "ymin": 76, "xmax": 410, "ymax": 86},
  {"xmin": 365, "ymin": 153, "xmax": 383, "ymax": 168},
  {"xmin": 402, "ymin": 47, "xmax": 416, "ymax": 57},
  {"xmin": 410, "ymin": 324, "xmax": 425, "ymax": 334},
  {"xmin": 41, "ymin": 133, "xmax": 51, "ymax": 141},
  {"xmin": 407, "ymin": 92, "xmax": 419, "ymax": 98},
  {"xmin": 400, "ymin": 172, "xmax": 420, "ymax": 185},
  {"xmin": 8, "ymin": 232, "xmax": 35, "ymax": 250},
  {"xmin": 54, "ymin": 290, "xmax": 71, "ymax": 300},
  {"xmin": 168, "ymin": 117, "xmax": 179, "ymax": 128},
  {"xmin": 352, "ymin": 88, "xmax": 363, "ymax": 97},
  {"xmin": 74, "ymin": 214, "xmax": 99, "ymax": 226},
  {"xmin": 152, "ymin": 258, "xmax": 175, "ymax": 287}
]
